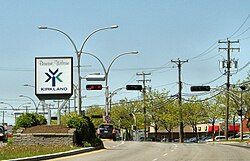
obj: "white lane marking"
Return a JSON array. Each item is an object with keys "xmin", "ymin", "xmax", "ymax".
[
  {"xmin": 170, "ymin": 149, "xmax": 174, "ymax": 152},
  {"xmin": 111, "ymin": 141, "xmax": 125, "ymax": 148},
  {"xmin": 152, "ymin": 158, "xmax": 158, "ymax": 161},
  {"xmin": 163, "ymin": 153, "xmax": 168, "ymax": 156}
]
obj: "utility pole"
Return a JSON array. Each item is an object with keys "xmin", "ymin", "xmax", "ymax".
[
  {"xmin": 219, "ymin": 39, "xmax": 240, "ymax": 140},
  {"xmin": 171, "ymin": 58, "xmax": 188, "ymax": 143},
  {"xmin": 137, "ymin": 72, "xmax": 151, "ymax": 141},
  {"xmin": 1, "ymin": 111, "xmax": 6, "ymax": 124}
]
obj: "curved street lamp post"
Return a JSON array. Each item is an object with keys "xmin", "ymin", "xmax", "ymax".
[
  {"xmin": 38, "ymin": 25, "xmax": 118, "ymax": 115},
  {"xmin": 19, "ymin": 95, "xmax": 38, "ymax": 113},
  {"xmin": 84, "ymin": 51, "xmax": 138, "ymax": 121}
]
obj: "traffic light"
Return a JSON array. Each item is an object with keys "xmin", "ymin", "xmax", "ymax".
[
  {"xmin": 86, "ymin": 84, "xmax": 102, "ymax": 90},
  {"xmin": 126, "ymin": 85, "xmax": 143, "ymax": 91},
  {"xmin": 91, "ymin": 115, "xmax": 103, "ymax": 118},
  {"xmin": 190, "ymin": 86, "xmax": 210, "ymax": 92},
  {"xmin": 237, "ymin": 109, "xmax": 243, "ymax": 116}
]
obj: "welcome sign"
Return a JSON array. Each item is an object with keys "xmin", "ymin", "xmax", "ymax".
[{"xmin": 35, "ymin": 57, "xmax": 73, "ymax": 100}]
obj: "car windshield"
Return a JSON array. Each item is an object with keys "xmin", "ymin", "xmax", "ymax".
[
  {"xmin": 0, "ymin": 126, "xmax": 4, "ymax": 133},
  {"xmin": 99, "ymin": 125, "xmax": 113, "ymax": 130}
]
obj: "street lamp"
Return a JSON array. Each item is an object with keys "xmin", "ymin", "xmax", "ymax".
[
  {"xmin": 129, "ymin": 113, "xmax": 137, "ymax": 141},
  {"xmin": 18, "ymin": 102, "xmax": 31, "ymax": 113},
  {"xmin": 240, "ymin": 85, "xmax": 246, "ymax": 141},
  {"xmin": 0, "ymin": 102, "xmax": 15, "ymax": 110},
  {"xmin": 109, "ymin": 87, "xmax": 125, "ymax": 116},
  {"xmin": 19, "ymin": 95, "xmax": 38, "ymax": 113},
  {"xmin": 38, "ymin": 25, "xmax": 118, "ymax": 115},
  {"xmin": 84, "ymin": 51, "xmax": 139, "ymax": 120}
]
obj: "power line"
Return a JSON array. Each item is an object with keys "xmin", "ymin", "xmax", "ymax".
[{"xmin": 229, "ymin": 14, "xmax": 250, "ymax": 38}]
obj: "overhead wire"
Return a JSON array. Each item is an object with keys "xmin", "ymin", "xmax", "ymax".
[{"xmin": 229, "ymin": 14, "xmax": 250, "ymax": 39}]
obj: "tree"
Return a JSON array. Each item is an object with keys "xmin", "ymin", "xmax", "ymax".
[
  {"xmin": 147, "ymin": 88, "xmax": 170, "ymax": 140},
  {"xmin": 204, "ymin": 95, "xmax": 224, "ymax": 140},
  {"xmin": 182, "ymin": 98, "xmax": 206, "ymax": 140},
  {"xmin": 85, "ymin": 105, "xmax": 105, "ymax": 127},
  {"xmin": 159, "ymin": 98, "xmax": 179, "ymax": 140}
]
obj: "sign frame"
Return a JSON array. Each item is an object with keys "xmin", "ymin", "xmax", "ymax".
[{"xmin": 35, "ymin": 57, "xmax": 73, "ymax": 100}]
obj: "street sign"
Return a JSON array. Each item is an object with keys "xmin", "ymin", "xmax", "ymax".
[
  {"xmin": 85, "ymin": 74, "xmax": 105, "ymax": 81},
  {"xmin": 35, "ymin": 57, "xmax": 73, "ymax": 100},
  {"xmin": 105, "ymin": 115, "xmax": 110, "ymax": 122}
]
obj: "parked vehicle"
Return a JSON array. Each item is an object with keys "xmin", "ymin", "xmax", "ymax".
[
  {"xmin": 184, "ymin": 137, "xmax": 198, "ymax": 143},
  {"xmin": 0, "ymin": 125, "xmax": 7, "ymax": 142},
  {"xmin": 96, "ymin": 123, "xmax": 116, "ymax": 141},
  {"xmin": 206, "ymin": 136, "xmax": 226, "ymax": 142},
  {"xmin": 214, "ymin": 136, "xmax": 226, "ymax": 141}
]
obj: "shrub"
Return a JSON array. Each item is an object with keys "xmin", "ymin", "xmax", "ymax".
[
  {"xmin": 65, "ymin": 113, "xmax": 103, "ymax": 148},
  {"xmin": 15, "ymin": 113, "xmax": 47, "ymax": 129}
]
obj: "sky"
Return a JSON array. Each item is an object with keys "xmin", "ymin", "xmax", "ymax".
[{"xmin": 0, "ymin": 0, "xmax": 249, "ymax": 125}]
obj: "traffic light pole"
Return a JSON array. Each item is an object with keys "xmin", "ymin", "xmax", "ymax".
[
  {"xmin": 240, "ymin": 85, "xmax": 246, "ymax": 141},
  {"xmin": 171, "ymin": 58, "xmax": 188, "ymax": 143}
]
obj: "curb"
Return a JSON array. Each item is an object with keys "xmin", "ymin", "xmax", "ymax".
[
  {"xmin": 221, "ymin": 142, "xmax": 250, "ymax": 149},
  {"xmin": 6, "ymin": 147, "xmax": 97, "ymax": 161}
]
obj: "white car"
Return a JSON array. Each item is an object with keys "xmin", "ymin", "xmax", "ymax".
[{"xmin": 206, "ymin": 136, "xmax": 226, "ymax": 142}]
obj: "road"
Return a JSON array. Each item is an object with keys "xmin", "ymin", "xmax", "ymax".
[{"xmin": 51, "ymin": 141, "xmax": 250, "ymax": 161}]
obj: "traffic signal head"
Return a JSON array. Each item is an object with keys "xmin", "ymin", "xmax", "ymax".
[
  {"xmin": 190, "ymin": 86, "xmax": 210, "ymax": 92},
  {"xmin": 86, "ymin": 84, "xmax": 102, "ymax": 90},
  {"xmin": 126, "ymin": 85, "xmax": 143, "ymax": 91},
  {"xmin": 237, "ymin": 109, "xmax": 243, "ymax": 116}
]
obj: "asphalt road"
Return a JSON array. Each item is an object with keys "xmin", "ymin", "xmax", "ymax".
[{"xmin": 50, "ymin": 141, "xmax": 250, "ymax": 161}]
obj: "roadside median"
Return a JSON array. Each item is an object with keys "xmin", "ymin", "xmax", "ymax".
[{"xmin": 4, "ymin": 147, "xmax": 96, "ymax": 161}]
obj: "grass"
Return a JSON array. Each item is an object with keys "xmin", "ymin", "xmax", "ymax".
[{"xmin": 0, "ymin": 144, "xmax": 80, "ymax": 160}]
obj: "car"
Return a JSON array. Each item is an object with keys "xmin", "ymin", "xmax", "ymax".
[
  {"xmin": 96, "ymin": 123, "xmax": 116, "ymax": 141},
  {"xmin": 184, "ymin": 137, "xmax": 199, "ymax": 143},
  {"xmin": 214, "ymin": 136, "xmax": 226, "ymax": 141},
  {"xmin": 200, "ymin": 136, "xmax": 212, "ymax": 142},
  {"xmin": 0, "ymin": 125, "xmax": 8, "ymax": 142},
  {"xmin": 206, "ymin": 136, "xmax": 225, "ymax": 142}
]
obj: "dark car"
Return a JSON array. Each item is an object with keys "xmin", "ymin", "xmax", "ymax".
[
  {"xmin": 97, "ymin": 124, "xmax": 116, "ymax": 141},
  {"xmin": 0, "ymin": 125, "xmax": 7, "ymax": 142}
]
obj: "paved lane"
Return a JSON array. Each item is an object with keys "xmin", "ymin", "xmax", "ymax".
[{"xmin": 51, "ymin": 141, "xmax": 250, "ymax": 161}]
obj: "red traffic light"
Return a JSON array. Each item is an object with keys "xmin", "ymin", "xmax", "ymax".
[{"xmin": 86, "ymin": 84, "xmax": 102, "ymax": 90}]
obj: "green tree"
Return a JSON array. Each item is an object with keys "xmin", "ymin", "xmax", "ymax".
[
  {"xmin": 85, "ymin": 105, "xmax": 105, "ymax": 127},
  {"xmin": 147, "ymin": 88, "xmax": 170, "ymax": 140},
  {"xmin": 204, "ymin": 95, "xmax": 224, "ymax": 140},
  {"xmin": 182, "ymin": 98, "xmax": 206, "ymax": 140}
]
